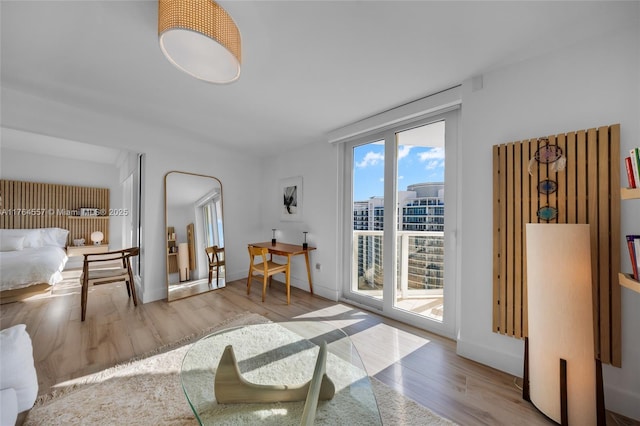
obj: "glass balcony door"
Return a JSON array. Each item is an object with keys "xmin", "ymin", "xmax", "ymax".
[{"xmin": 343, "ymin": 111, "xmax": 457, "ymax": 338}]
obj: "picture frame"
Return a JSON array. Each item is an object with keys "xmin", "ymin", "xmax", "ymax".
[{"xmin": 279, "ymin": 176, "xmax": 302, "ymax": 221}]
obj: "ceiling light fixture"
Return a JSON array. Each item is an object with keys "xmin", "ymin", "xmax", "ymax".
[{"xmin": 158, "ymin": 0, "xmax": 241, "ymax": 84}]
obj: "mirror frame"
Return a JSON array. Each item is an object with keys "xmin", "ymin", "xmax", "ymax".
[{"xmin": 164, "ymin": 170, "xmax": 225, "ymax": 301}]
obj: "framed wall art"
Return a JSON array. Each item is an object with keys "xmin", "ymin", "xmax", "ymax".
[{"xmin": 279, "ymin": 176, "xmax": 302, "ymax": 221}]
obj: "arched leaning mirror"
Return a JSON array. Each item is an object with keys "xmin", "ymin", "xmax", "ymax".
[{"xmin": 164, "ymin": 171, "xmax": 225, "ymax": 301}]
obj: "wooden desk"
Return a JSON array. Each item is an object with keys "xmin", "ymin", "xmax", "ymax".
[{"xmin": 250, "ymin": 242, "xmax": 316, "ymax": 294}]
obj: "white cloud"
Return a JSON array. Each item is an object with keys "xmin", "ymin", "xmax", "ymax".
[
  {"xmin": 397, "ymin": 145, "xmax": 412, "ymax": 160},
  {"xmin": 356, "ymin": 151, "xmax": 384, "ymax": 168},
  {"xmin": 425, "ymin": 160, "xmax": 444, "ymax": 170},
  {"xmin": 418, "ymin": 147, "xmax": 445, "ymax": 161}
]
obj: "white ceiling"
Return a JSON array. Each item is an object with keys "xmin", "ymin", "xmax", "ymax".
[
  {"xmin": 1, "ymin": 127, "xmax": 122, "ymax": 165},
  {"xmin": 1, "ymin": 1, "xmax": 637, "ymax": 157}
]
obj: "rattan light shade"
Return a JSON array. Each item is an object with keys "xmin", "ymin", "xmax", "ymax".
[{"xmin": 158, "ymin": 0, "xmax": 241, "ymax": 83}]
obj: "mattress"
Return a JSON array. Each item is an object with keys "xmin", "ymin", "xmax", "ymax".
[{"xmin": 0, "ymin": 246, "xmax": 68, "ymax": 292}]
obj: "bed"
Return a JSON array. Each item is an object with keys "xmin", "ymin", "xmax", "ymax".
[{"xmin": 0, "ymin": 228, "xmax": 69, "ymax": 303}]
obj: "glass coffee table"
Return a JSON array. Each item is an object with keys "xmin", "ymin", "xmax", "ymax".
[{"xmin": 181, "ymin": 321, "xmax": 382, "ymax": 425}]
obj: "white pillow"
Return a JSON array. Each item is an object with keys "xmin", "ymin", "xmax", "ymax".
[
  {"xmin": 0, "ymin": 229, "xmax": 42, "ymax": 248},
  {"xmin": 0, "ymin": 236, "xmax": 24, "ymax": 252},
  {"xmin": 0, "ymin": 388, "xmax": 18, "ymax": 426},
  {"xmin": 41, "ymin": 227, "xmax": 69, "ymax": 248},
  {"xmin": 0, "ymin": 324, "xmax": 38, "ymax": 413}
]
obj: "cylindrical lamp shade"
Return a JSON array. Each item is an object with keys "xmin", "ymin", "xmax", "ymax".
[
  {"xmin": 178, "ymin": 243, "xmax": 190, "ymax": 282},
  {"xmin": 158, "ymin": 0, "xmax": 241, "ymax": 83},
  {"xmin": 525, "ymin": 224, "xmax": 597, "ymax": 425}
]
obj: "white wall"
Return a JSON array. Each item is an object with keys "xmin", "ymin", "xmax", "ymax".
[
  {"xmin": 457, "ymin": 25, "xmax": 640, "ymax": 418},
  {"xmin": 258, "ymin": 22, "xmax": 640, "ymax": 420},
  {"xmin": 0, "ymin": 147, "xmax": 123, "ymax": 250},
  {"xmin": 259, "ymin": 140, "xmax": 341, "ymax": 301},
  {"xmin": 1, "ymin": 87, "xmax": 263, "ymax": 304},
  {"xmin": 140, "ymin": 149, "xmax": 261, "ymax": 301}
]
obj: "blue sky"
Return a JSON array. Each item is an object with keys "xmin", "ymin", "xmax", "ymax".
[{"xmin": 353, "ymin": 143, "xmax": 445, "ymax": 201}]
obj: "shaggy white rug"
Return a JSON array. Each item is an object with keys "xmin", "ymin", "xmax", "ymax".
[{"xmin": 24, "ymin": 312, "xmax": 456, "ymax": 425}]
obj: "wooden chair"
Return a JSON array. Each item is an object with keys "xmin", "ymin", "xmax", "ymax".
[
  {"xmin": 247, "ymin": 245, "xmax": 291, "ymax": 304},
  {"xmin": 205, "ymin": 245, "xmax": 226, "ymax": 287},
  {"xmin": 81, "ymin": 247, "xmax": 139, "ymax": 321}
]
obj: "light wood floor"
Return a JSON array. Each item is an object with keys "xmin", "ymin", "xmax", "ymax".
[{"xmin": 1, "ymin": 278, "xmax": 637, "ymax": 425}]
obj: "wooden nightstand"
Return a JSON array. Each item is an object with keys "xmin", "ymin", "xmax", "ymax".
[
  {"xmin": 67, "ymin": 245, "xmax": 110, "ymax": 257},
  {"xmin": 65, "ymin": 245, "xmax": 112, "ymax": 270}
]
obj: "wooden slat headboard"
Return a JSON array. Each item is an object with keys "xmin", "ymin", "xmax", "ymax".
[
  {"xmin": 0, "ymin": 179, "xmax": 110, "ymax": 246},
  {"xmin": 492, "ymin": 124, "xmax": 621, "ymax": 367}
]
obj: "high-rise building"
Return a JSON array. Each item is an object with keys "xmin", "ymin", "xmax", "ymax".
[{"xmin": 354, "ymin": 183, "xmax": 444, "ymax": 291}]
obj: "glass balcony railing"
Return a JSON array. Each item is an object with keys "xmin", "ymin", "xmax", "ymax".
[
  {"xmin": 352, "ymin": 230, "xmax": 445, "ymax": 321},
  {"xmin": 352, "ymin": 230, "xmax": 445, "ymax": 294}
]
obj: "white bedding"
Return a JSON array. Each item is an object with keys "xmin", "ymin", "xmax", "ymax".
[{"xmin": 0, "ymin": 246, "xmax": 68, "ymax": 292}]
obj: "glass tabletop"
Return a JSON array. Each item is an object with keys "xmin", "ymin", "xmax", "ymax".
[{"xmin": 181, "ymin": 321, "xmax": 382, "ymax": 425}]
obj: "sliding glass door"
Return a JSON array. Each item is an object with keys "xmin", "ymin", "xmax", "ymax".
[{"xmin": 343, "ymin": 110, "xmax": 458, "ymax": 337}]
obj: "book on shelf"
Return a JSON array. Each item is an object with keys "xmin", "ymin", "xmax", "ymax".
[
  {"xmin": 629, "ymin": 147, "xmax": 640, "ymax": 189},
  {"xmin": 625, "ymin": 157, "xmax": 636, "ymax": 188},
  {"xmin": 635, "ymin": 238, "xmax": 640, "ymax": 282},
  {"xmin": 626, "ymin": 235, "xmax": 640, "ymax": 281}
]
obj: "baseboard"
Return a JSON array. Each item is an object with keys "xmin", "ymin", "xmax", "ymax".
[
  {"xmin": 305, "ymin": 284, "xmax": 339, "ymax": 302},
  {"xmin": 456, "ymin": 337, "xmax": 524, "ymax": 377},
  {"xmin": 139, "ymin": 270, "xmax": 337, "ymax": 304},
  {"xmin": 604, "ymin": 384, "xmax": 640, "ymax": 421},
  {"xmin": 138, "ymin": 280, "xmax": 165, "ymax": 303},
  {"xmin": 236, "ymin": 268, "xmax": 339, "ymax": 302},
  {"xmin": 457, "ymin": 338, "xmax": 640, "ymax": 421}
]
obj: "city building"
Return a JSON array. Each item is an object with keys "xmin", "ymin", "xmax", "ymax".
[{"xmin": 354, "ymin": 183, "xmax": 445, "ymax": 291}]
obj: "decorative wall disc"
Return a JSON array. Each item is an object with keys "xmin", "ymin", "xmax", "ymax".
[
  {"xmin": 537, "ymin": 206, "xmax": 558, "ymax": 221},
  {"xmin": 538, "ymin": 179, "xmax": 558, "ymax": 195},
  {"xmin": 534, "ymin": 144, "xmax": 563, "ymax": 163}
]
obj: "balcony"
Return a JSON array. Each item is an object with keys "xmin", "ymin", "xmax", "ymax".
[{"xmin": 353, "ymin": 230, "xmax": 444, "ymax": 322}]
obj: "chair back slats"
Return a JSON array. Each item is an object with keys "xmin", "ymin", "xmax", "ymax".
[
  {"xmin": 246, "ymin": 245, "xmax": 291, "ymax": 304},
  {"xmin": 80, "ymin": 246, "xmax": 139, "ymax": 321},
  {"xmin": 205, "ymin": 246, "xmax": 225, "ymax": 286},
  {"xmin": 83, "ymin": 247, "xmax": 139, "ymax": 263},
  {"xmin": 248, "ymin": 245, "xmax": 269, "ymax": 268}
]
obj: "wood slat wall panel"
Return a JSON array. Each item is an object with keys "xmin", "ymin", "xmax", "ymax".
[
  {"xmin": 506, "ymin": 143, "xmax": 515, "ymax": 336},
  {"xmin": 521, "ymin": 141, "xmax": 531, "ymax": 337},
  {"xmin": 609, "ymin": 125, "xmax": 622, "ymax": 367},
  {"xmin": 556, "ymin": 134, "xmax": 567, "ymax": 222},
  {"xmin": 514, "ymin": 142, "xmax": 523, "ymax": 338},
  {"xmin": 0, "ymin": 180, "xmax": 110, "ymax": 247},
  {"xmin": 492, "ymin": 145, "xmax": 501, "ymax": 333},
  {"xmin": 587, "ymin": 128, "xmax": 601, "ymax": 360},
  {"xmin": 597, "ymin": 126, "xmax": 611, "ymax": 363},
  {"xmin": 492, "ymin": 124, "xmax": 621, "ymax": 367}
]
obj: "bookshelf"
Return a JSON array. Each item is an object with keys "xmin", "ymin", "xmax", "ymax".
[
  {"xmin": 620, "ymin": 188, "xmax": 640, "ymax": 294},
  {"xmin": 621, "ymin": 187, "xmax": 640, "ymax": 200},
  {"xmin": 167, "ymin": 226, "xmax": 178, "ymax": 274},
  {"xmin": 619, "ymin": 273, "xmax": 640, "ymax": 293}
]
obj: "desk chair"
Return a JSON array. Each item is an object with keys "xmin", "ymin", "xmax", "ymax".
[
  {"xmin": 80, "ymin": 247, "xmax": 139, "ymax": 321},
  {"xmin": 247, "ymin": 245, "xmax": 291, "ymax": 304},
  {"xmin": 205, "ymin": 245, "xmax": 225, "ymax": 287}
]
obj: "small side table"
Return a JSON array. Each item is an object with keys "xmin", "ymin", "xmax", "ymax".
[{"xmin": 66, "ymin": 245, "xmax": 110, "ymax": 257}]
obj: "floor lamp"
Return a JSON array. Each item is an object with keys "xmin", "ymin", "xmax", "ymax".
[
  {"xmin": 178, "ymin": 242, "xmax": 190, "ymax": 282},
  {"xmin": 524, "ymin": 223, "xmax": 605, "ymax": 425}
]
